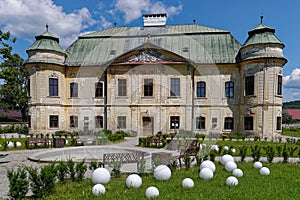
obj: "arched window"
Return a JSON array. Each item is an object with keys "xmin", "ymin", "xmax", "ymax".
[
  {"xmin": 224, "ymin": 117, "xmax": 234, "ymax": 129},
  {"xmin": 196, "ymin": 116, "xmax": 205, "ymax": 129},
  {"xmin": 95, "ymin": 82, "xmax": 103, "ymax": 97}
]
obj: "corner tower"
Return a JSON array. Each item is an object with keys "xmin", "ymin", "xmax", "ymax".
[
  {"xmin": 26, "ymin": 26, "xmax": 67, "ymax": 133},
  {"xmin": 238, "ymin": 17, "xmax": 287, "ymax": 139}
]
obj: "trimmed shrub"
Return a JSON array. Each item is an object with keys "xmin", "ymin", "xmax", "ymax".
[
  {"xmin": 28, "ymin": 163, "xmax": 57, "ymax": 198},
  {"xmin": 7, "ymin": 166, "xmax": 29, "ymax": 199}
]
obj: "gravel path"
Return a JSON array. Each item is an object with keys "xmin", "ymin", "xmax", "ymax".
[
  {"xmin": 1, "ymin": 136, "xmax": 299, "ymax": 199},
  {"xmin": 0, "ymin": 137, "xmax": 176, "ymax": 198}
]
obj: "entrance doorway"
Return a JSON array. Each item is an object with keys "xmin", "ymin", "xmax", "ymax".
[{"xmin": 142, "ymin": 117, "xmax": 153, "ymax": 136}]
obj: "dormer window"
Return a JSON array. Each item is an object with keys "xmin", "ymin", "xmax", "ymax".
[{"xmin": 183, "ymin": 47, "xmax": 189, "ymax": 52}]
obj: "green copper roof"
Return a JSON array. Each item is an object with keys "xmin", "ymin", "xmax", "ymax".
[
  {"xmin": 27, "ymin": 31, "xmax": 66, "ymax": 54},
  {"xmin": 243, "ymin": 23, "xmax": 283, "ymax": 47},
  {"xmin": 65, "ymin": 24, "xmax": 241, "ymax": 66}
]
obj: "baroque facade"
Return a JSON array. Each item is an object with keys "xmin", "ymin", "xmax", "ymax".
[{"xmin": 25, "ymin": 14, "xmax": 286, "ymax": 138}]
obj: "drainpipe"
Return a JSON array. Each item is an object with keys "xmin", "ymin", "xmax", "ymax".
[
  {"xmin": 104, "ymin": 68, "xmax": 108, "ymax": 130},
  {"xmin": 191, "ymin": 66, "xmax": 195, "ymax": 133}
]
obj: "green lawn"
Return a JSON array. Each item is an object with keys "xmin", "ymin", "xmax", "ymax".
[
  {"xmin": 282, "ymin": 128, "xmax": 300, "ymax": 137},
  {"xmin": 42, "ymin": 162, "xmax": 300, "ymax": 200}
]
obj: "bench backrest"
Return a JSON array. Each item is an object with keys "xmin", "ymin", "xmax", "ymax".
[{"xmin": 103, "ymin": 152, "xmax": 145, "ymax": 165}]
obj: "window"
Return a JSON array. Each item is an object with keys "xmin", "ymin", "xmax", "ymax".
[
  {"xmin": 277, "ymin": 117, "xmax": 282, "ymax": 130},
  {"xmin": 27, "ymin": 78, "xmax": 30, "ymax": 96},
  {"xmin": 49, "ymin": 78, "xmax": 58, "ymax": 96},
  {"xmin": 118, "ymin": 116, "xmax": 126, "ymax": 129},
  {"xmin": 197, "ymin": 81, "xmax": 206, "ymax": 97},
  {"xmin": 70, "ymin": 82, "xmax": 78, "ymax": 98},
  {"xmin": 277, "ymin": 75, "xmax": 282, "ymax": 95},
  {"xmin": 83, "ymin": 117, "xmax": 89, "ymax": 130},
  {"xmin": 95, "ymin": 82, "xmax": 103, "ymax": 97},
  {"xmin": 225, "ymin": 81, "xmax": 234, "ymax": 98},
  {"xmin": 224, "ymin": 117, "xmax": 234, "ymax": 130},
  {"xmin": 170, "ymin": 78, "xmax": 180, "ymax": 96},
  {"xmin": 118, "ymin": 79, "xmax": 127, "ymax": 96},
  {"xmin": 28, "ymin": 115, "xmax": 31, "ymax": 128},
  {"xmin": 244, "ymin": 117, "xmax": 253, "ymax": 130},
  {"xmin": 196, "ymin": 116, "xmax": 205, "ymax": 129},
  {"xmin": 144, "ymin": 79, "xmax": 153, "ymax": 96},
  {"xmin": 245, "ymin": 76, "xmax": 254, "ymax": 96},
  {"xmin": 50, "ymin": 115, "xmax": 59, "ymax": 128},
  {"xmin": 170, "ymin": 116, "xmax": 180, "ymax": 129},
  {"xmin": 95, "ymin": 116, "xmax": 103, "ymax": 128},
  {"xmin": 70, "ymin": 116, "xmax": 78, "ymax": 128}
]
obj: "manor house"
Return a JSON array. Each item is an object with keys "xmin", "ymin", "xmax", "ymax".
[{"xmin": 25, "ymin": 14, "xmax": 286, "ymax": 138}]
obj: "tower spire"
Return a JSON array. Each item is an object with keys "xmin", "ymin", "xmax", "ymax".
[{"xmin": 260, "ymin": 14, "xmax": 264, "ymax": 24}]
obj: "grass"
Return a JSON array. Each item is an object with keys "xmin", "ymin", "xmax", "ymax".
[
  {"xmin": 282, "ymin": 128, "xmax": 300, "ymax": 137},
  {"xmin": 41, "ymin": 162, "xmax": 300, "ymax": 200}
]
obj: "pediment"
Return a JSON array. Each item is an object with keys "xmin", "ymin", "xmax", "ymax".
[
  {"xmin": 112, "ymin": 43, "xmax": 188, "ymax": 65},
  {"xmin": 123, "ymin": 48, "xmax": 177, "ymax": 63}
]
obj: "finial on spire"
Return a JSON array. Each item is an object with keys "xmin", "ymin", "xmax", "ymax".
[
  {"xmin": 46, "ymin": 24, "xmax": 49, "ymax": 31},
  {"xmin": 193, "ymin": 18, "xmax": 196, "ymax": 25},
  {"xmin": 260, "ymin": 14, "xmax": 264, "ymax": 24},
  {"xmin": 114, "ymin": 21, "xmax": 117, "ymax": 28}
]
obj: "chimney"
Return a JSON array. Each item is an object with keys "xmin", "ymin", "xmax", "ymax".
[{"xmin": 143, "ymin": 13, "xmax": 167, "ymax": 27}]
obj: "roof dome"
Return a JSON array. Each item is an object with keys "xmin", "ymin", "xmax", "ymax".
[
  {"xmin": 239, "ymin": 17, "xmax": 285, "ymax": 62},
  {"xmin": 26, "ymin": 25, "xmax": 66, "ymax": 65},
  {"xmin": 243, "ymin": 22, "xmax": 283, "ymax": 47}
]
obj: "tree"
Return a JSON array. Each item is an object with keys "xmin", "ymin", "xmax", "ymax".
[
  {"xmin": 0, "ymin": 29, "xmax": 28, "ymax": 121},
  {"xmin": 282, "ymin": 113, "xmax": 295, "ymax": 125}
]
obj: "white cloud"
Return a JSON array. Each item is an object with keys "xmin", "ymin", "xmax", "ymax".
[
  {"xmin": 0, "ymin": 0, "xmax": 96, "ymax": 48},
  {"xmin": 100, "ymin": 16, "xmax": 113, "ymax": 29},
  {"xmin": 283, "ymin": 68, "xmax": 300, "ymax": 101},
  {"xmin": 115, "ymin": 0, "xmax": 182, "ymax": 23},
  {"xmin": 283, "ymin": 68, "xmax": 300, "ymax": 89}
]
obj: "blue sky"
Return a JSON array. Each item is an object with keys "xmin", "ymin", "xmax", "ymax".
[{"xmin": 1, "ymin": 0, "xmax": 300, "ymax": 102}]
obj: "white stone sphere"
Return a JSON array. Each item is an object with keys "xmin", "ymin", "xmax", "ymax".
[
  {"xmin": 223, "ymin": 146, "xmax": 229, "ymax": 151},
  {"xmin": 260, "ymin": 167, "xmax": 270, "ymax": 175},
  {"xmin": 199, "ymin": 167, "xmax": 214, "ymax": 180},
  {"xmin": 231, "ymin": 148, "xmax": 236, "ymax": 153},
  {"xmin": 182, "ymin": 178, "xmax": 194, "ymax": 188},
  {"xmin": 154, "ymin": 165, "xmax": 171, "ymax": 181},
  {"xmin": 232, "ymin": 168, "xmax": 243, "ymax": 177},
  {"xmin": 225, "ymin": 161, "xmax": 237, "ymax": 172},
  {"xmin": 92, "ymin": 184, "xmax": 106, "ymax": 196},
  {"xmin": 253, "ymin": 161, "xmax": 263, "ymax": 169},
  {"xmin": 226, "ymin": 176, "xmax": 239, "ymax": 186},
  {"xmin": 200, "ymin": 160, "xmax": 216, "ymax": 172},
  {"xmin": 91, "ymin": 168, "xmax": 111, "ymax": 184},
  {"xmin": 221, "ymin": 154, "xmax": 234, "ymax": 165},
  {"xmin": 126, "ymin": 174, "xmax": 142, "ymax": 188},
  {"xmin": 7, "ymin": 141, "xmax": 14, "ymax": 148},
  {"xmin": 145, "ymin": 186, "xmax": 159, "ymax": 199},
  {"xmin": 210, "ymin": 145, "xmax": 219, "ymax": 152},
  {"xmin": 16, "ymin": 141, "xmax": 22, "ymax": 147}
]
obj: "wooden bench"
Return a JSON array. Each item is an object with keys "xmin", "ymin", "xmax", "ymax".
[
  {"xmin": 177, "ymin": 140, "xmax": 200, "ymax": 167},
  {"xmin": 103, "ymin": 152, "xmax": 145, "ymax": 171},
  {"xmin": 28, "ymin": 137, "xmax": 51, "ymax": 149},
  {"xmin": 147, "ymin": 136, "xmax": 165, "ymax": 147}
]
